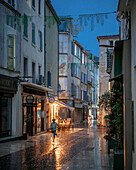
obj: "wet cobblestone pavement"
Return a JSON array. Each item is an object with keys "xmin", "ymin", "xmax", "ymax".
[{"xmin": 0, "ymin": 121, "xmax": 113, "ymax": 170}]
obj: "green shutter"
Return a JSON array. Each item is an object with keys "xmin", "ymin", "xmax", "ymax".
[
  {"xmin": 24, "ymin": 14, "xmax": 28, "ymax": 37},
  {"xmin": 114, "ymin": 50, "xmax": 122, "ymax": 77},
  {"xmin": 40, "ymin": 31, "xmax": 42, "ymax": 51},
  {"xmin": 32, "ymin": 23, "xmax": 35, "ymax": 44},
  {"xmin": 7, "ymin": 15, "xmax": 9, "ymax": 25}
]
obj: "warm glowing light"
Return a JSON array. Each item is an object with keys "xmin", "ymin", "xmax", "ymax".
[{"xmin": 108, "ymin": 81, "xmax": 110, "ymax": 92}]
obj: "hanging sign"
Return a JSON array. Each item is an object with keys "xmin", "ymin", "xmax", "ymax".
[
  {"xmin": 26, "ymin": 95, "xmax": 34, "ymax": 103},
  {"xmin": 49, "ymin": 96, "xmax": 55, "ymax": 103}
]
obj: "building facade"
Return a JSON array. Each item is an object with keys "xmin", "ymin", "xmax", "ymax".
[
  {"xmin": 0, "ymin": 0, "xmax": 22, "ymax": 140},
  {"xmin": 0, "ymin": 0, "xmax": 60, "ymax": 141},
  {"xmin": 45, "ymin": 0, "xmax": 60, "ymax": 128},
  {"xmin": 97, "ymin": 35, "xmax": 119, "ymax": 126},
  {"xmin": 117, "ymin": 0, "xmax": 136, "ymax": 169},
  {"xmin": 58, "ymin": 20, "xmax": 94, "ymax": 124}
]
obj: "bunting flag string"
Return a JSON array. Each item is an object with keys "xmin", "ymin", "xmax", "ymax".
[
  {"xmin": 59, "ymin": 11, "xmax": 117, "ymax": 35},
  {"xmin": 2, "ymin": 11, "xmax": 117, "ymax": 35}
]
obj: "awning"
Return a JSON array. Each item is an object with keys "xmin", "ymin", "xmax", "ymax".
[
  {"xmin": 55, "ymin": 100, "xmax": 75, "ymax": 111},
  {"xmin": 109, "ymin": 74, "xmax": 123, "ymax": 82},
  {"xmin": 21, "ymin": 82, "xmax": 53, "ymax": 92}
]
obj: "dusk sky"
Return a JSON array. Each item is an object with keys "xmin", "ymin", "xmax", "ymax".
[{"xmin": 51, "ymin": 0, "xmax": 119, "ymax": 57}]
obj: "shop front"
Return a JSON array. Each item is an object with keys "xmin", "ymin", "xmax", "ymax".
[
  {"xmin": 48, "ymin": 98, "xmax": 74, "ymax": 127},
  {"xmin": 0, "ymin": 74, "xmax": 18, "ymax": 138},
  {"xmin": 74, "ymin": 99, "xmax": 83, "ymax": 123},
  {"xmin": 21, "ymin": 82, "xmax": 52, "ymax": 136},
  {"xmin": 83, "ymin": 103, "xmax": 88, "ymax": 122}
]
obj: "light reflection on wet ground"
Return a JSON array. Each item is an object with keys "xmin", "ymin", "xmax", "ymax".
[{"xmin": 0, "ymin": 121, "xmax": 113, "ymax": 170}]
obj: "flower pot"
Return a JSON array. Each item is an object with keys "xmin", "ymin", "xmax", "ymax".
[
  {"xmin": 113, "ymin": 150, "xmax": 124, "ymax": 170},
  {"xmin": 108, "ymin": 139, "xmax": 115, "ymax": 154}
]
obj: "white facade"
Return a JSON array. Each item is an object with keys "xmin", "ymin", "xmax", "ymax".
[{"xmin": 0, "ymin": 0, "xmax": 22, "ymax": 140}]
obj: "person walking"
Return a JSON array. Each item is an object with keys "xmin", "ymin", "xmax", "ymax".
[
  {"xmin": 88, "ymin": 115, "xmax": 91, "ymax": 128},
  {"xmin": 50, "ymin": 119, "xmax": 58, "ymax": 142}
]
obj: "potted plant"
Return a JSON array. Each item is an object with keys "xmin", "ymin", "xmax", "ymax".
[
  {"xmin": 104, "ymin": 88, "xmax": 124, "ymax": 170},
  {"xmin": 111, "ymin": 90, "xmax": 124, "ymax": 170}
]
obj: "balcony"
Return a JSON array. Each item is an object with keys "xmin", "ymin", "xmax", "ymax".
[{"xmin": 59, "ymin": 90, "xmax": 70, "ymax": 99}]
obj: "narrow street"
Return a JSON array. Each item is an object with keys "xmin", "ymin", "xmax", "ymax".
[{"xmin": 0, "ymin": 122, "xmax": 113, "ymax": 170}]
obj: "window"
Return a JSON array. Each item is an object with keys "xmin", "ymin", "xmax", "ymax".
[
  {"xmin": 7, "ymin": 35, "xmax": 15, "ymax": 70},
  {"xmin": 0, "ymin": 97, "xmax": 12, "ymax": 138},
  {"xmin": 32, "ymin": 23, "xmax": 35, "ymax": 44},
  {"xmin": 38, "ymin": 31, "xmax": 42, "ymax": 51},
  {"xmin": 59, "ymin": 84, "xmax": 61, "ymax": 93},
  {"xmin": 32, "ymin": 0, "xmax": 35, "ymax": 8},
  {"xmin": 38, "ymin": 66, "xmax": 41, "ymax": 76},
  {"xmin": 81, "ymin": 72, "xmax": 84, "ymax": 82},
  {"xmin": 24, "ymin": 57, "xmax": 28, "ymax": 76},
  {"xmin": 72, "ymin": 42, "xmax": 75, "ymax": 55},
  {"xmin": 82, "ymin": 53, "xmax": 84, "ymax": 65},
  {"xmin": 24, "ymin": 14, "xmax": 28, "ymax": 38},
  {"xmin": 8, "ymin": 0, "xmax": 15, "ymax": 7},
  {"xmin": 71, "ymin": 63, "xmax": 77, "ymax": 76},
  {"xmin": 84, "ymin": 91, "xmax": 87, "ymax": 101},
  {"xmin": 109, "ymin": 40, "xmax": 113, "ymax": 46},
  {"xmin": 32, "ymin": 62, "xmax": 35, "ymax": 83},
  {"xmin": 84, "ymin": 74, "xmax": 87, "ymax": 84},
  {"xmin": 38, "ymin": 0, "xmax": 41, "ymax": 15},
  {"xmin": 48, "ymin": 71, "xmax": 51, "ymax": 87},
  {"xmin": 74, "ymin": 85, "xmax": 76, "ymax": 98},
  {"xmin": 77, "ymin": 87, "xmax": 80, "ymax": 99},
  {"xmin": 77, "ymin": 65, "xmax": 80, "ymax": 78},
  {"xmin": 71, "ymin": 83, "xmax": 74, "ymax": 96}
]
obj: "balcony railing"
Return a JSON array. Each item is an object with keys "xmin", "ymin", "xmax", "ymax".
[{"xmin": 59, "ymin": 90, "xmax": 70, "ymax": 98}]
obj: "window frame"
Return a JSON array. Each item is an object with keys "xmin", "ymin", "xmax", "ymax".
[{"xmin": 7, "ymin": 35, "xmax": 16, "ymax": 70}]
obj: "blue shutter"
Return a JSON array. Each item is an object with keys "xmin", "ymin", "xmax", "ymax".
[
  {"xmin": 40, "ymin": 31, "xmax": 42, "ymax": 51},
  {"xmin": 73, "ymin": 42, "xmax": 75, "ymax": 55},
  {"xmin": 24, "ymin": 14, "xmax": 28, "ymax": 37},
  {"xmin": 80, "ymin": 51, "xmax": 82, "ymax": 61},
  {"xmin": 48, "ymin": 71, "xmax": 51, "ymax": 87},
  {"xmin": 74, "ymin": 85, "xmax": 76, "ymax": 98},
  {"xmin": 75, "ymin": 64, "xmax": 77, "ymax": 76},
  {"xmin": 59, "ymin": 84, "xmax": 61, "ymax": 93}
]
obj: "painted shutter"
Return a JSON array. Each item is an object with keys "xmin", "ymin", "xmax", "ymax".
[
  {"xmin": 40, "ymin": 31, "xmax": 42, "ymax": 51},
  {"xmin": 75, "ymin": 64, "xmax": 77, "ymax": 76},
  {"xmin": 73, "ymin": 42, "xmax": 75, "ymax": 55},
  {"xmin": 48, "ymin": 71, "xmax": 51, "ymax": 87},
  {"xmin": 59, "ymin": 84, "xmax": 61, "ymax": 93},
  {"xmin": 24, "ymin": 14, "xmax": 28, "ymax": 37},
  {"xmin": 32, "ymin": 23, "xmax": 35, "ymax": 44}
]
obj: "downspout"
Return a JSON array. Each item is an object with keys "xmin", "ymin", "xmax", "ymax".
[
  {"xmin": 44, "ymin": 0, "xmax": 46, "ymax": 86},
  {"xmin": 57, "ymin": 22, "xmax": 60, "ymax": 97}
]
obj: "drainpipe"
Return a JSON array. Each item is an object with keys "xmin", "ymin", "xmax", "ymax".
[
  {"xmin": 57, "ymin": 21, "xmax": 61, "ymax": 97},
  {"xmin": 44, "ymin": 0, "xmax": 46, "ymax": 86}
]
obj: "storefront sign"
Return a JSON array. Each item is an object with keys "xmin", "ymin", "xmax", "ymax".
[
  {"xmin": 49, "ymin": 96, "xmax": 55, "ymax": 103},
  {"xmin": 23, "ymin": 103, "xmax": 37, "ymax": 107},
  {"xmin": 26, "ymin": 95, "xmax": 34, "ymax": 103},
  {"xmin": 0, "ymin": 74, "xmax": 17, "ymax": 93}
]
